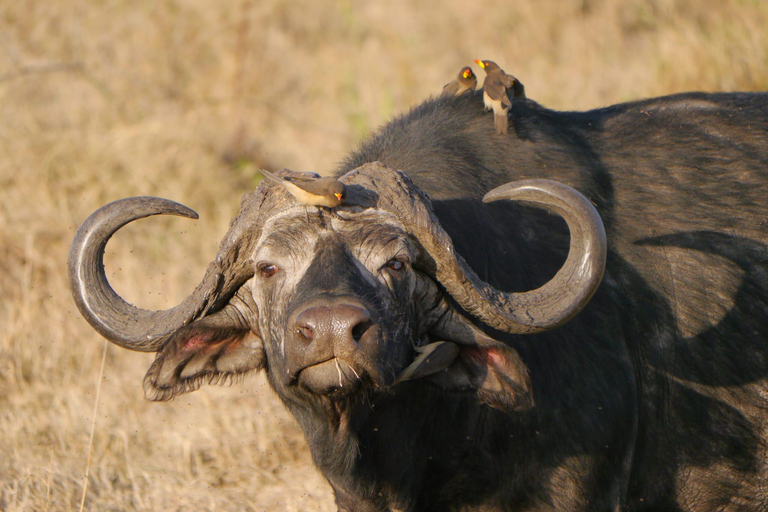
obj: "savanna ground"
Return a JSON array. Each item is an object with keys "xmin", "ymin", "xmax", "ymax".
[{"xmin": 1, "ymin": 0, "xmax": 766, "ymax": 510}]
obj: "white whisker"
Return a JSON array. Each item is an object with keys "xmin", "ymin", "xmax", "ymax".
[{"xmin": 335, "ymin": 358, "xmax": 343, "ymax": 387}]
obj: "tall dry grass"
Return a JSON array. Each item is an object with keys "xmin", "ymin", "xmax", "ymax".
[{"xmin": 0, "ymin": 0, "xmax": 766, "ymax": 510}]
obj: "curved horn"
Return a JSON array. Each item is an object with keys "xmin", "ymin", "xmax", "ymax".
[
  {"xmin": 342, "ymin": 165, "xmax": 607, "ymax": 334},
  {"xmin": 68, "ymin": 197, "xmax": 224, "ymax": 351},
  {"xmin": 69, "ymin": 178, "xmax": 302, "ymax": 352},
  {"xmin": 475, "ymin": 179, "xmax": 606, "ymax": 331},
  {"xmin": 428, "ymin": 180, "xmax": 605, "ymax": 333}
]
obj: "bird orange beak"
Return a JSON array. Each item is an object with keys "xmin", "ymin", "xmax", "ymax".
[
  {"xmin": 334, "ymin": 192, "xmax": 343, "ymax": 201},
  {"xmin": 474, "ymin": 59, "xmax": 486, "ymax": 68}
]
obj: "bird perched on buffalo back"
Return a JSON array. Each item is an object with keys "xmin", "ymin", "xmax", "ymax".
[
  {"xmin": 441, "ymin": 66, "xmax": 477, "ymax": 98},
  {"xmin": 475, "ymin": 59, "xmax": 524, "ymax": 135},
  {"xmin": 259, "ymin": 169, "xmax": 346, "ymax": 208}
]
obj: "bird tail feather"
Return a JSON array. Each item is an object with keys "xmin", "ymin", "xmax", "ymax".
[
  {"xmin": 259, "ymin": 168, "xmax": 283, "ymax": 184},
  {"xmin": 495, "ymin": 113, "xmax": 509, "ymax": 135}
]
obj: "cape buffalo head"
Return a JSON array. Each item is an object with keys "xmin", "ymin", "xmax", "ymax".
[{"xmin": 68, "ymin": 163, "xmax": 606, "ymax": 414}]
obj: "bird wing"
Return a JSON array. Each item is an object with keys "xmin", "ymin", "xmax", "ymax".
[
  {"xmin": 285, "ymin": 175, "xmax": 321, "ymax": 183},
  {"xmin": 483, "ymin": 78, "xmax": 506, "ymax": 100},
  {"xmin": 484, "ymin": 78, "xmax": 512, "ymax": 108},
  {"xmin": 293, "ymin": 177, "xmax": 342, "ymax": 194},
  {"xmin": 441, "ymin": 81, "xmax": 460, "ymax": 97}
]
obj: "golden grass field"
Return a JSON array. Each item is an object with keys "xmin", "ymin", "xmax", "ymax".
[{"xmin": 1, "ymin": 0, "xmax": 766, "ymax": 510}]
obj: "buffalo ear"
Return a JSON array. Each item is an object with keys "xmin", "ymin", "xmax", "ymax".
[
  {"xmin": 401, "ymin": 307, "xmax": 534, "ymax": 411},
  {"xmin": 143, "ymin": 309, "xmax": 265, "ymax": 401},
  {"xmin": 395, "ymin": 340, "xmax": 533, "ymax": 411},
  {"xmin": 427, "ymin": 342, "xmax": 533, "ymax": 411}
]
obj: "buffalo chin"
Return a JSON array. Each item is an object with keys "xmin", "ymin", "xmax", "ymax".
[{"xmin": 298, "ymin": 358, "xmax": 365, "ymax": 397}]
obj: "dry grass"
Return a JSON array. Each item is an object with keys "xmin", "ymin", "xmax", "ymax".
[{"xmin": 0, "ymin": 0, "xmax": 766, "ymax": 509}]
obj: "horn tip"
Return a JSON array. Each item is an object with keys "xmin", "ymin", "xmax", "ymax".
[{"xmin": 173, "ymin": 204, "xmax": 199, "ymax": 220}]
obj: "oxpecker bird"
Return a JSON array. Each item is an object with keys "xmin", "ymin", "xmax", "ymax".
[
  {"xmin": 260, "ymin": 169, "xmax": 346, "ymax": 208},
  {"xmin": 441, "ymin": 66, "xmax": 477, "ymax": 98},
  {"xmin": 475, "ymin": 59, "xmax": 522, "ymax": 135}
]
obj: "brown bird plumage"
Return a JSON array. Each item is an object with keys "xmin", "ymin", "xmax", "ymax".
[
  {"xmin": 475, "ymin": 59, "xmax": 523, "ymax": 135},
  {"xmin": 441, "ymin": 66, "xmax": 477, "ymax": 98},
  {"xmin": 260, "ymin": 169, "xmax": 346, "ymax": 208}
]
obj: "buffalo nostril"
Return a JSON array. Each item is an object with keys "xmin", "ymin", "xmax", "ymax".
[
  {"xmin": 351, "ymin": 320, "xmax": 373, "ymax": 344},
  {"xmin": 293, "ymin": 304, "xmax": 372, "ymax": 347},
  {"xmin": 296, "ymin": 325, "xmax": 315, "ymax": 342}
]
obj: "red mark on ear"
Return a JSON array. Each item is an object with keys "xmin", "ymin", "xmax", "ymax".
[
  {"xmin": 464, "ymin": 346, "xmax": 502, "ymax": 364},
  {"xmin": 485, "ymin": 348, "xmax": 502, "ymax": 365},
  {"xmin": 182, "ymin": 333, "xmax": 210, "ymax": 351}
]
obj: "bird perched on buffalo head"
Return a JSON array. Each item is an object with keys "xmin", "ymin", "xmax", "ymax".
[
  {"xmin": 441, "ymin": 66, "xmax": 477, "ymax": 98},
  {"xmin": 475, "ymin": 59, "xmax": 524, "ymax": 135},
  {"xmin": 259, "ymin": 169, "xmax": 346, "ymax": 208}
]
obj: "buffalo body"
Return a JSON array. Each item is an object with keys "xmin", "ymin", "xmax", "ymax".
[{"xmin": 70, "ymin": 90, "xmax": 768, "ymax": 511}]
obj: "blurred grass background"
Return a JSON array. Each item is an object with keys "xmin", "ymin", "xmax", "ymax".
[{"xmin": 0, "ymin": 0, "xmax": 766, "ymax": 510}]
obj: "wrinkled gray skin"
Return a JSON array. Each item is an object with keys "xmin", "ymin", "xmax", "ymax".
[{"xmin": 69, "ymin": 163, "xmax": 607, "ymax": 511}]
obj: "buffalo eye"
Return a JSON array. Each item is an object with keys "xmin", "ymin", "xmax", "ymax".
[
  {"xmin": 386, "ymin": 258, "xmax": 407, "ymax": 272},
  {"xmin": 257, "ymin": 262, "xmax": 279, "ymax": 278}
]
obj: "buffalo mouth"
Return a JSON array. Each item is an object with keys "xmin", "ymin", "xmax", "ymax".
[{"xmin": 296, "ymin": 357, "xmax": 367, "ymax": 397}]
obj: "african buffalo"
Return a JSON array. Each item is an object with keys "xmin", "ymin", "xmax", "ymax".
[{"xmin": 69, "ymin": 90, "xmax": 768, "ymax": 511}]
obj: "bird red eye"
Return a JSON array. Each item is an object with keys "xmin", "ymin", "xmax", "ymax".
[{"xmin": 258, "ymin": 263, "xmax": 279, "ymax": 278}]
